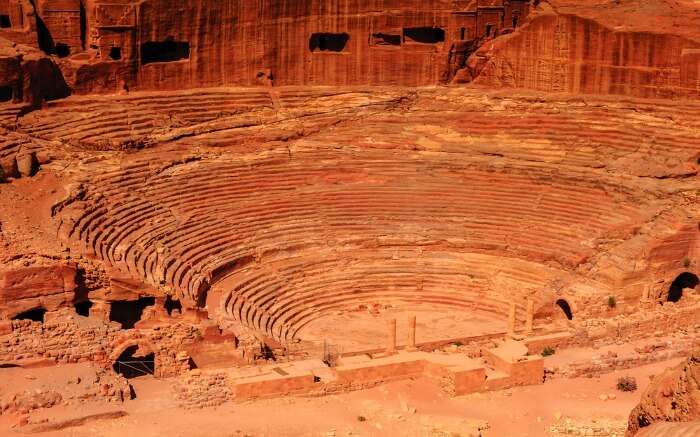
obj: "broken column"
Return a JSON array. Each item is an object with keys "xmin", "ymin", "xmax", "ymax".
[
  {"xmin": 407, "ymin": 316, "xmax": 416, "ymax": 350},
  {"xmin": 525, "ymin": 298, "xmax": 534, "ymax": 335},
  {"xmin": 507, "ymin": 301, "xmax": 516, "ymax": 337},
  {"xmin": 387, "ymin": 318, "xmax": 397, "ymax": 354}
]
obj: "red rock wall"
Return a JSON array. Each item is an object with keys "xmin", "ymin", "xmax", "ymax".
[
  {"xmin": 0, "ymin": 263, "xmax": 76, "ymax": 318},
  {"xmin": 472, "ymin": 13, "xmax": 700, "ymax": 99},
  {"xmin": 71, "ymin": 0, "xmax": 530, "ymax": 93}
]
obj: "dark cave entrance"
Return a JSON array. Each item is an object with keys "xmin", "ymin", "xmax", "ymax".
[
  {"xmin": 75, "ymin": 300, "xmax": 93, "ymax": 317},
  {"xmin": 141, "ymin": 40, "xmax": 190, "ymax": 64},
  {"xmin": 164, "ymin": 295, "xmax": 182, "ymax": 315},
  {"xmin": 403, "ymin": 27, "xmax": 445, "ymax": 44},
  {"xmin": 667, "ymin": 272, "xmax": 699, "ymax": 303},
  {"xmin": 112, "ymin": 345, "xmax": 155, "ymax": 379},
  {"xmin": 109, "ymin": 297, "xmax": 155, "ymax": 329},
  {"xmin": 108, "ymin": 46, "xmax": 122, "ymax": 60},
  {"xmin": 12, "ymin": 307, "xmax": 47, "ymax": 323},
  {"xmin": 0, "ymin": 15, "xmax": 11, "ymax": 28},
  {"xmin": 555, "ymin": 299, "xmax": 573, "ymax": 320},
  {"xmin": 55, "ymin": 43, "xmax": 70, "ymax": 58},
  {"xmin": 309, "ymin": 33, "xmax": 350, "ymax": 52},
  {"xmin": 0, "ymin": 86, "xmax": 12, "ymax": 102}
]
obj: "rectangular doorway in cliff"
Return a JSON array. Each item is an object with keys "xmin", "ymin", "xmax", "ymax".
[
  {"xmin": 309, "ymin": 33, "xmax": 350, "ymax": 52},
  {"xmin": 403, "ymin": 27, "xmax": 445, "ymax": 44},
  {"xmin": 141, "ymin": 40, "xmax": 190, "ymax": 64},
  {"xmin": 0, "ymin": 86, "xmax": 12, "ymax": 102},
  {"xmin": 109, "ymin": 297, "xmax": 156, "ymax": 329},
  {"xmin": 0, "ymin": 15, "xmax": 11, "ymax": 28}
]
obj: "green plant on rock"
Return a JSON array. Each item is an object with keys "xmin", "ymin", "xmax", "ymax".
[
  {"xmin": 607, "ymin": 296, "xmax": 617, "ymax": 308},
  {"xmin": 541, "ymin": 346, "xmax": 555, "ymax": 357}
]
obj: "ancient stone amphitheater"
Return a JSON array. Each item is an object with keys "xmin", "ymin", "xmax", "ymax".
[{"xmin": 0, "ymin": 0, "xmax": 698, "ymax": 435}]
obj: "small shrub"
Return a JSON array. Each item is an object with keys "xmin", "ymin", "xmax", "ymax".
[
  {"xmin": 541, "ymin": 346, "xmax": 555, "ymax": 357},
  {"xmin": 607, "ymin": 296, "xmax": 617, "ymax": 309},
  {"xmin": 452, "ymin": 341, "xmax": 464, "ymax": 347},
  {"xmin": 617, "ymin": 376, "xmax": 638, "ymax": 392},
  {"xmin": 683, "ymin": 257, "xmax": 691, "ymax": 268},
  {"xmin": 357, "ymin": 416, "xmax": 367, "ymax": 422}
]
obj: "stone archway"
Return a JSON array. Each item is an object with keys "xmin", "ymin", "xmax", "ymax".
[
  {"xmin": 109, "ymin": 340, "xmax": 156, "ymax": 379},
  {"xmin": 555, "ymin": 299, "xmax": 573, "ymax": 320},
  {"xmin": 666, "ymin": 272, "xmax": 699, "ymax": 303}
]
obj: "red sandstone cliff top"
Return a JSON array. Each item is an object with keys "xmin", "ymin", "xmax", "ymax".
[{"xmin": 548, "ymin": 0, "xmax": 700, "ymax": 41}]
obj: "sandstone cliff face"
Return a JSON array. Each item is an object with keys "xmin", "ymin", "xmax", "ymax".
[
  {"xmin": 627, "ymin": 351, "xmax": 700, "ymax": 435},
  {"xmin": 470, "ymin": 12, "xmax": 700, "ymax": 99},
  {"xmin": 2, "ymin": 0, "xmax": 700, "ymax": 100}
]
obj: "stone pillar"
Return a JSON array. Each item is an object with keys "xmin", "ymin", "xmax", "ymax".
[
  {"xmin": 387, "ymin": 318, "xmax": 397, "ymax": 354},
  {"xmin": 408, "ymin": 316, "xmax": 416, "ymax": 350},
  {"xmin": 507, "ymin": 301, "xmax": 516, "ymax": 337},
  {"xmin": 525, "ymin": 298, "xmax": 534, "ymax": 335}
]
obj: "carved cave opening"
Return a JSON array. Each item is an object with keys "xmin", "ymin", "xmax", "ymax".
[
  {"xmin": 164, "ymin": 295, "xmax": 182, "ymax": 315},
  {"xmin": 667, "ymin": 272, "xmax": 699, "ymax": 303},
  {"xmin": 0, "ymin": 15, "xmax": 10, "ymax": 28},
  {"xmin": 109, "ymin": 297, "xmax": 156, "ymax": 329},
  {"xmin": 75, "ymin": 300, "xmax": 93, "ymax": 317},
  {"xmin": 141, "ymin": 40, "xmax": 190, "ymax": 64},
  {"xmin": 109, "ymin": 46, "xmax": 122, "ymax": 60},
  {"xmin": 113, "ymin": 345, "xmax": 155, "ymax": 379},
  {"xmin": 555, "ymin": 299, "xmax": 573, "ymax": 320},
  {"xmin": 372, "ymin": 32, "xmax": 401, "ymax": 46},
  {"xmin": 403, "ymin": 27, "xmax": 445, "ymax": 44},
  {"xmin": 12, "ymin": 307, "xmax": 47, "ymax": 323},
  {"xmin": 55, "ymin": 43, "xmax": 70, "ymax": 58},
  {"xmin": 0, "ymin": 86, "xmax": 12, "ymax": 102},
  {"xmin": 485, "ymin": 24, "xmax": 494, "ymax": 37},
  {"xmin": 309, "ymin": 33, "xmax": 350, "ymax": 52}
]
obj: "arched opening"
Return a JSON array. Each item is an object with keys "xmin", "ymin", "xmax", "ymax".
[
  {"xmin": 109, "ymin": 297, "xmax": 155, "ymax": 329},
  {"xmin": 12, "ymin": 307, "xmax": 46, "ymax": 323},
  {"xmin": 555, "ymin": 299, "xmax": 573, "ymax": 320},
  {"xmin": 112, "ymin": 345, "xmax": 155, "ymax": 379},
  {"xmin": 667, "ymin": 272, "xmax": 699, "ymax": 303}
]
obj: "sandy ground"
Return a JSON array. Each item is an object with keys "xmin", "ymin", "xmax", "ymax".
[{"xmin": 0, "ymin": 357, "xmax": 683, "ymax": 437}]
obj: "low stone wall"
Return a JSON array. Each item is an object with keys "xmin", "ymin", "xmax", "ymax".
[{"xmin": 173, "ymin": 370, "xmax": 233, "ymax": 409}]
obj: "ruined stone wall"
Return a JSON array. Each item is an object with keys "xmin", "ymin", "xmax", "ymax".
[
  {"xmin": 0, "ymin": 311, "xmax": 202, "ymax": 377},
  {"xmin": 472, "ymin": 13, "xmax": 700, "ymax": 99}
]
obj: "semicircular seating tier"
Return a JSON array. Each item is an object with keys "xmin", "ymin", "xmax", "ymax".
[{"xmin": 56, "ymin": 143, "xmax": 655, "ymax": 343}]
